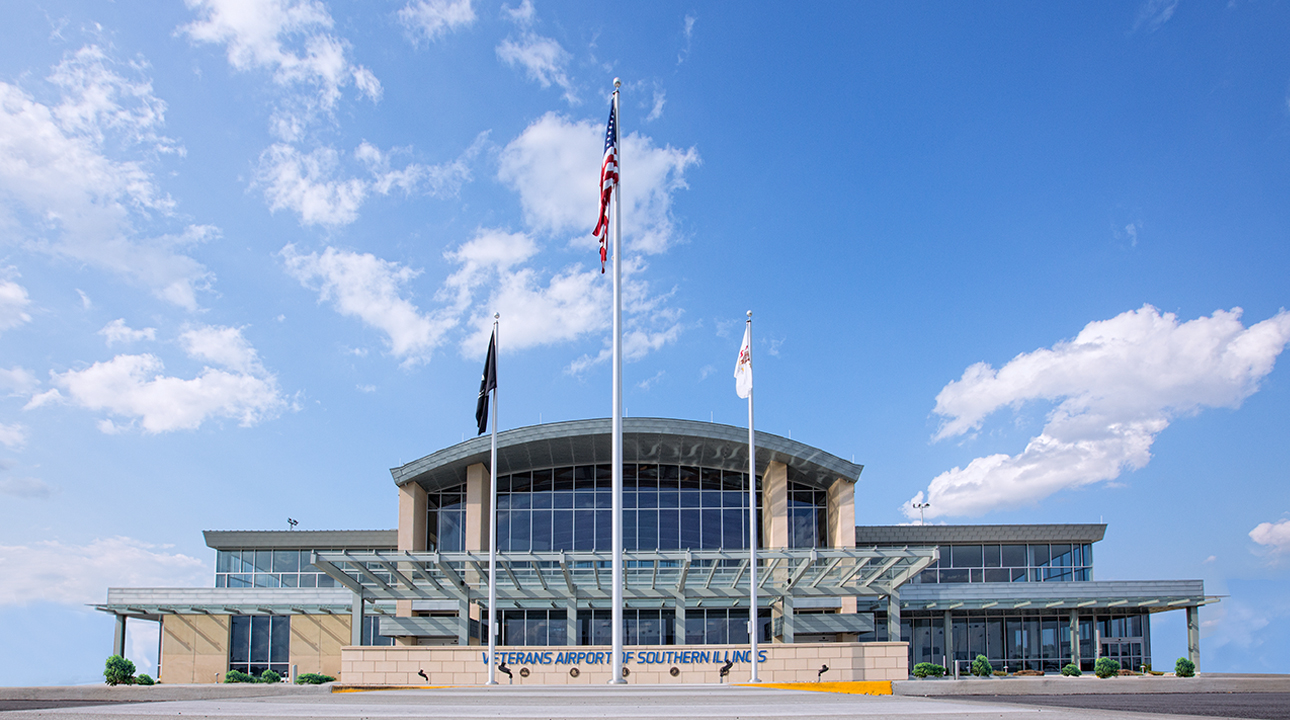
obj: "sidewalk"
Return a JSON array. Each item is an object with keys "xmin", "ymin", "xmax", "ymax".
[{"xmin": 894, "ymin": 674, "xmax": 1290, "ymax": 696}]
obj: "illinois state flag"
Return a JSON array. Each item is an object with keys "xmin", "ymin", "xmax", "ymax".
[{"xmin": 734, "ymin": 324, "xmax": 752, "ymax": 399}]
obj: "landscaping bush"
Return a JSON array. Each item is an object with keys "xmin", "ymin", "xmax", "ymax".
[
  {"xmin": 134, "ymin": 674, "xmax": 155, "ymax": 686},
  {"xmin": 104, "ymin": 655, "xmax": 136, "ymax": 686},
  {"xmin": 971, "ymin": 654, "xmax": 993, "ymax": 677},
  {"xmin": 259, "ymin": 669, "xmax": 282, "ymax": 684},
  {"xmin": 912, "ymin": 662, "xmax": 946, "ymax": 678},
  {"xmin": 223, "ymin": 670, "xmax": 256, "ymax": 683},
  {"xmin": 296, "ymin": 673, "xmax": 335, "ymax": 685},
  {"xmin": 1061, "ymin": 663, "xmax": 1081, "ymax": 676},
  {"xmin": 1175, "ymin": 657, "xmax": 1196, "ymax": 678},
  {"xmin": 1094, "ymin": 657, "xmax": 1120, "ymax": 679}
]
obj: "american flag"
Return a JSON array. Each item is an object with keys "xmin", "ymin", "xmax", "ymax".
[{"xmin": 593, "ymin": 102, "xmax": 618, "ymax": 273}]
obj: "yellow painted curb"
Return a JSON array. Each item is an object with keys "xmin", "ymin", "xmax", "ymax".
[
  {"xmin": 740, "ymin": 681, "xmax": 893, "ymax": 695},
  {"xmin": 331, "ymin": 685, "xmax": 449, "ymax": 693}
]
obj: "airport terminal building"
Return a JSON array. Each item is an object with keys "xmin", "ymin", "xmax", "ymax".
[{"xmin": 98, "ymin": 418, "xmax": 1216, "ymax": 684}]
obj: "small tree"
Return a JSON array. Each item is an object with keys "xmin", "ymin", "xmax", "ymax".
[
  {"xmin": 1061, "ymin": 663, "xmax": 1081, "ymax": 676},
  {"xmin": 971, "ymin": 654, "xmax": 993, "ymax": 677},
  {"xmin": 1175, "ymin": 657, "xmax": 1196, "ymax": 677},
  {"xmin": 104, "ymin": 655, "xmax": 136, "ymax": 686},
  {"xmin": 259, "ymin": 669, "xmax": 282, "ymax": 684},
  {"xmin": 1094, "ymin": 657, "xmax": 1120, "ymax": 678}
]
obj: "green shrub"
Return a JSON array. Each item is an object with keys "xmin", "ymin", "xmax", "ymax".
[
  {"xmin": 296, "ymin": 673, "xmax": 335, "ymax": 685},
  {"xmin": 971, "ymin": 655, "xmax": 993, "ymax": 677},
  {"xmin": 104, "ymin": 655, "xmax": 136, "ymax": 686},
  {"xmin": 259, "ymin": 669, "xmax": 282, "ymax": 684},
  {"xmin": 134, "ymin": 674, "xmax": 155, "ymax": 686},
  {"xmin": 912, "ymin": 662, "xmax": 946, "ymax": 678},
  {"xmin": 1094, "ymin": 657, "xmax": 1120, "ymax": 678},
  {"xmin": 1060, "ymin": 663, "xmax": 1081, "ymax": 676},
  {"xmin": 223, "ymin": 670, "xmax": 256, "ymax": 683},
  {"xmin": 1175, "ymin": 657, "xmax": 1196, "ymax": 678}
]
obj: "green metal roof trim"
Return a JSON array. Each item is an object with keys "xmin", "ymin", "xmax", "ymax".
[
  {"xmin": 391, "ymin": 417, "xmax": 863, "ymax": 493},
  {"xmin": 853, "ymin": 524, "xmax": 1107, "ymax": 545},
  {"xmin": 203, "ymin": 529, "xmax": 398, "ymax": 550}
]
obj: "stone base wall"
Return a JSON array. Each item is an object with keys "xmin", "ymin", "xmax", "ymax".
[{"xmin": 340, "ymin": 642, "xmax": 908, "ymax": 685}]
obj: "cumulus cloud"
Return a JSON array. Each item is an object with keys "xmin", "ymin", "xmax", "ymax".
[
  {"xmin": 0, "ymin": 367, "xmax": 39, "ymax": 396},
  {"xmin": 0, "ymin": 422, "xmax": 27, "ymax": 449},
  {"xmin": 257, "ymin": 135, "xmax": 484, "ymax": 226},
  {"xmin": 497, "ymin": 112, "xmax": 698, "ymax": 254},
  {"xmin": 35, "ymin": 324, "xmax": 285, "ymax": 433},
  {"xmin": 0, "ymin": 476, "xmax": 54, "ymax": 499},
  {"xmin": 0, "ymin": 537, "xmax": 206, "ymax": 606},
  {"xmin": 282, "ymin": 244, "xmax": 454, "ymax": 363},
  {"xmin": 1251, "ymin": 519, "xmax": 1290, "ymax": 557},
  {"xmin": 907, "ymin": 305, "xmax": 1290, "ymax": 519},
  {"xmin": 99, "ymin": 319, "xmax": 156, "ymax": 345},
  {"xmin": 496, "ymin": 3, "xmax": 577, "ymax": 104},
  {"xmin": 0, "ymin": 47, "xmax": 213, "ymax": 309},
  {"xmin": 181, "ymin": 0, "xmax": 381, "ymax": 136},
  {"xmin": 0, "ymin": 279, "xmax": 32, "ymax": 333},
  {"xmin": 399, "ymin": 0, "xmax": 476, "ymax": 45}
]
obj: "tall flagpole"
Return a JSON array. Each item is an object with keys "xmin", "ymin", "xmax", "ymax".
[
  {"xmin": 487, "ymin": 314, "xmax": 499, "ymax": 685},
  {"xmin": 609, "ymin": 78, "xmax": 626, "ymax": 685},
  {"xmin": 746, "ymin": 311, "xmax": 759, "ymax": 683}
]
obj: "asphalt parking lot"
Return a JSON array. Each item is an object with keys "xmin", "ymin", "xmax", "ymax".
[
  {"xmin": 956, "ymin": 692, "xmax": 1290, "ymax": 720},
  {"xmin": 0, "ymin": 685, "xmax": 1255, "ymax": 720}
]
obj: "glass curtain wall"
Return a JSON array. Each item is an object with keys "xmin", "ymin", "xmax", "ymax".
[
  {"xmin": 899, "ymin": 612, "xmax": 1148, "ymax": 673},
  {"xmin": 911, "ymin": 543, "xmax": 1094, "ymax": 584},
  {"xmin": 216, "ymin": 549, "xmax": 389, "ymax": 588},
  {"xmin": 228, "ymin": 616, "xmax": 290, "ymax": 678}
]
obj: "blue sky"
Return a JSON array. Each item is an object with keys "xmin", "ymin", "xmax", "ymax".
[{"xmin": 1, "ymin": 0, "xmax": 1288, "ymax": 684}]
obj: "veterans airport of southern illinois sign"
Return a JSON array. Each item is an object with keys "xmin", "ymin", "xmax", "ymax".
[{"xmin": 482, "ymin": 648, "xmax": 768, "ymax": 667}]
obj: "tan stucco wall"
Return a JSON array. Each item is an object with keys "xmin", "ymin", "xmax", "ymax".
[
  {"xmin": 762, "ymin": 461, "xmax": 788, "ymax": 549},
  {"xmin": 465, "ymin": 463, "xmax": 490, "ymax": 552},
  {"xmin": 340, "ymin": 642, "xmax": 908, "ymax": 685},
  {"xmin": 290, "ymin": 614, "xmax": 352, "ymax": 679},
  {"xmin": 159, "ymin": 614, "xmax": 230, "ymax": 684}
]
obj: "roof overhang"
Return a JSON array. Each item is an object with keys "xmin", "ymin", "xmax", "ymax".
[
  {"xmin": 854, "ymin": 524, "xmax": 1108, "ymax": 545},
  {"xmin": 391, "ymin": 418, "xmax": 863, "ymax": 494}
]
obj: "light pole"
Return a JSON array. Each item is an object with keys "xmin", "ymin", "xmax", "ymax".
[{"xmin": 911, "ymin": 502, "xmax": 930, "ymax": 525}]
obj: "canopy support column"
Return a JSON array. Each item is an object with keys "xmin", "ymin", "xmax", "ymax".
[
  {"xmin": 113, "ymin": 614, "xmax": 127, "ymax": 657},
  {"xmin": 1187, "ymin": 605, "xmax": 1200, "ymax": 668},
  {"xmin": 351, "ymin": 591, "xmax": 365, "ymax": 647}
]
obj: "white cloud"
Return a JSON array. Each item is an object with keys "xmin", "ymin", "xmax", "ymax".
[
  {"xmin": 0, "ymin": 48, "xmax": 213, "ymax": 309},
  {"xmin": 282, "ymin": 244, "xmax": 453, "ymax": 363},
  {"xmin": 181, "ymin": 0, "xmax": 380, "ymax": 122},
  {"xmin": 496, "ymin": 17, "xmax": 578, "ymax": 105},
  {"xmin": 179, "ymin": 324, "xmax": 264, "ymax": 374},
  {"xmin": 1134, "ymin": 0, "xmax": 1179, "ymax": 32},
  {"xmin": 0, "ymin": 367, "xmax": 39, "ymax": 396},
  {"xmin": 399, "ymin": 0, "xmax": 476, "ymax": 44},
  {"xmin": 678, "ymin": 14, "xmax": 696, "ymax": 64},
  {"xmin": 497, "ymin": 112, "xmax": 698, "ymax": 254},
  {"xmin": 0, "ymin": 422, "xmax": 27, "ymax": 449},
  {"xmin": 76, "ymin": 289, "xmax": 92, "ymax": 309},
  {"xmin": 0, "ymin": 279, "xmax": 32, "ymax": 333},
  {"xmin": 647, "ymin": 89, "xmax": 666, "ymax": 122},
  {"xmin": 258, "ymin": 136, "xmax": 483, "ymax": 226},
  {"xmin": 40, "ymin": 325, "xmax": 285, "ymax": 433},
  {"xmin": 908, "ymin": 305, "xmax": 1290, "ymax": 519},
  {"xmin": 99, "ymin": 319, "xmax": 156, "ymax": 346},
  {"xmin": 0, "ymin": 537, "xmax": 206, "ymax": 607},
  {"xmin": 1251, "ymin": 519, "xmax": 1290, "ymax": 556},
  {"xmin": 0, "ymin": 476, "xmax": 54, "ymax": 499}
]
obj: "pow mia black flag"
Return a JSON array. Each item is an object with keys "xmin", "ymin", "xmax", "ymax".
[{"xmin": 475, "ymin": 330, "xmax": 497, "ymax": 435}]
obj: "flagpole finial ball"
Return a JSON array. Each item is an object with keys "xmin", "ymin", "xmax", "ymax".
[
  {"xmin": 494, "ymin": 313, "xmax": 500, "ymax": 320},
  {"xmin": 747, "ymin": 310, "xmax": 752, "ymax": 318},
  {"xmin": 614, "ymin": 78, "xmax": 621, "ymax": 89}
]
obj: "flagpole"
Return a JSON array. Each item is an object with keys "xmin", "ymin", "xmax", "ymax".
[
  {"xmin": 746, "ymin": 311, "xmax": 759, "ymax": 683},
  {"xmin": 487, "ymin": 314, "xmax": 499, "ymax": 685},
  {"xmin": 609, "ymin": 77, "xmax": 626, "ymax": 685}
]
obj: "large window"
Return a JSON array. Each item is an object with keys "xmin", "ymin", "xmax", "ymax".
[
  {"xmin": 495, "ymin": 464, "xmax": 760, "ymax": 552},
  {"xmin": 427, "ymin": 486, "xmax": 466, "ymax": 552},
  {"xmin": 912, "ymin": 543, "xmax": 1094, "ymax": 584},
  {"xmin": 684, "ymin": 608, "xmax": 772, "ymax": 645},
  {"xmin": 216, "ymin": 549, "xmax": 340, "ymax": 588},
  {"xmin": 501, "ymin": 609, "xmax": 567, "ymax": 646},
  {"xmin": 228, "ymin": 616, "xmax": 290, "ymax": 678},
  {"xmin": 579, "ymin": 609, "xmax": 676, "ymax": 645},
  {"xmin": 787, "ymin": 482, "xmax": 828, "ymax": 548}
]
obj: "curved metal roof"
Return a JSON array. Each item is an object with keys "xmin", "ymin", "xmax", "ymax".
[{"xmin": 390, "ymin": 417, "xmax": 862, "ymax": 493}]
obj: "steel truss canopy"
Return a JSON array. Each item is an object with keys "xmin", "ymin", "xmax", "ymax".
[
  {"xmin": 310, "ymin": 547, "xmax": 938, "ymax": 606},
  {"xmin": 893, "ymin": 580, "xmax": 1220, "ymax": 613}
]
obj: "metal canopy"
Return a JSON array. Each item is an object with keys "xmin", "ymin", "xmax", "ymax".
[
  {"xmin": 390, "ymin": 418, "xmax": 864, "ymax": 494},
  {"xmin": 311, "ymin": 547, "xmax": 937, "ymax": 605}
]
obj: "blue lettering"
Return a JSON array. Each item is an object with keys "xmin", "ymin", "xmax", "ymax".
[
  {"xmin": 758, "ymin": 650, "xmax": 767, "ymax": 663},
  {"xmin": 736, "ymin": 650, "xmax": 749, "ymax": 663},
  {"xmin": 625, "ymin": 651, "xmax": 634, "ymax": 663}
]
